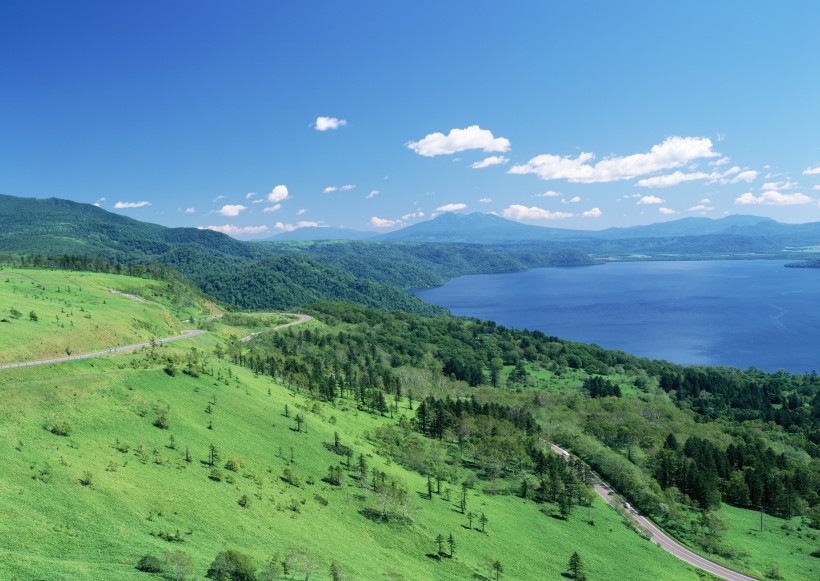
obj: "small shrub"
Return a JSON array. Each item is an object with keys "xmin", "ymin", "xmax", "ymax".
[
  {"xmin": 225, "ymin": 456, "xmax": 241, "ymax": 472},
  {"xmin": 47, "ymin": 420, "xmax": 73, "ymax": 437},
  {"xmin": 153, "ymin": 412, "xmax": 170, "ymax": 430},
  {"xmin": 79, "ymin": 471, "xmax": 93, "ymax": 486},
  {"xmin": 238, "ymin": 494, "xmax": 251, "ymax": 508},
  {"xmin": 136, "ymin": 554, "xmax": 164, "ymax": 573},
  {"xmin": 208, "ymin": 468, "xmax": 223, "ymax": 482}
]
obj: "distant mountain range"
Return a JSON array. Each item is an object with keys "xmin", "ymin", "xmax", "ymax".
[
  {"xmin": 266, "ymin": 226, "xmax": 374, "ymax": 241},
  {"xmin": 376, "ymin": 212, "xmax": 820, "ymax": 245}
]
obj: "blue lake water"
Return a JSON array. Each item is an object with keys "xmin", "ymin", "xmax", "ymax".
[{"xmin": 412, "ymin": 260, "xmax": 820, "ymax": 373}]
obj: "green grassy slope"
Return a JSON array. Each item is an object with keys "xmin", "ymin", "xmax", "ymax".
[
  {"xmin": 0, "ymin": 268, "xmax": 211, "ymax": 364},
  {"xmin": 0, "ymin": 333, "xmax": 702, "ymax": 580}
]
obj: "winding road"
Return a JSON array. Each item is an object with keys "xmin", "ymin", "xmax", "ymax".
[
  {"xmin": 550, "ymin": 443, "xmax": 758, "ymax": 581},
  {"xmin": 0, "ymin": 312, "xmax": 311, "ymax": 371}
]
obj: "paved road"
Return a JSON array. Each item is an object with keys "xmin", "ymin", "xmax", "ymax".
[
  {"xmin": 550, "ymin": 443, "xmax": 758, "ymax": 581},
  {"xmin": 0, "ymin": 330, "xmax": 205, "ymax": 370},
  {"xmin": 0, "ymin": 312, "xmax": 312, "ymax": 371},
  {"xmin": 240, "ymin": 313, "xmax": 312, "ymax": 342}
]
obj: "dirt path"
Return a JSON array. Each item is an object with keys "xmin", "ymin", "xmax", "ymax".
[
  {"xmin": 550, "ymin": 443, "xmax": 758, "ymax": 581},
  {"xmin": 0, "ymin": 312, "xmax": 312, "ymax": 371}
]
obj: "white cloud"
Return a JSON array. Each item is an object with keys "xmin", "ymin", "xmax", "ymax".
[
  {"xmin": 200, "ymin": 224, "xmax": 268, "ymax": 235},
  {"xmin": 296, "ymin": 208, "xmax": 307, "ymax": 216},
  {"xmin": 509, "ymin": 136, "xmax": 718, "ymax": 183},
  {"xmin": 245, "ymin": 192, "xmax": 257, "ymax": 199},
  {"xmin": 501, "ymin": 205, "xmax": 573, "ymax": 220},
  {"xmin": 699, "ymin": 198, "xmax": 711, "ymax": 204},
  {"xmin": 401, "ymin": 211, "xmax": 425, "ymax": 220},
  {"xmin": 534, "ymin": 190, "xmax": 563, "ymax": 198},
  {"xmin": 323, "ymin": 186, "xmax": 338, "ymax": 193},
  {"xmin": 340, "ymin": 184, "xmax": 355, "ymax": 191},
  {"xmin": 709, "ymin": 157, "xmax": 731, "ymax": 166},
  {"xmin": 366, "ymin": 190, "xmax": 380, "ymax": 199},
  {"xmin": 761, "ymin": 179, "xmax": 798, "ymax": 191},
  {"xmin": 564, "ymin": 196, "xmax": 581, "ymax": 204},
  {"xmin": 688, "ymin": 204, "xmax": 714, "ymax": 212},
  {"xmin": 114, "ymin": 201, "xmax": 151, "ymax": 209},
  {"xmin": 658, "ymin": 207, "xmax": 678, "ymax": 215},
  {"xmin": 436, "ymin": 203, "xmax": 467, "ymax": 212},
  {"xmin": 274, "ymin": 221, "xmax": 321, "ymax": 232},
  {"xmin": 262, "ymin": 204, "xmax": 282, "ymax": 213},
  {"xmin": 218, "ymin": 204, "xmax": 247, "ymax": 217},
  {"xmin": 471, "ymin": 155, "xmax": 509, "ymax": 169},
  {"xmin": 729, "ymin": 170, "xmax": 758, "ymax": 184},
  {"xmin": 213, "ymin": 195, "xmax": 224, "ymax": 202},
  {"xmin": 582, "ymin": 207, "xmax": 602, "ymax": 218},
  {"xmin": 735, "ymin": 191, "xmax": 812, "ymax": 206},
  {"xmin": 92, "ymin": 203, "xmax": 101, "ymax": 207},
  {"xmin": 184, "ymin": 207, "xmax": 196, "ymax": 214},
  {"xmin": 803, "ymin": 164, "xmax": 820, "ymax": 175},
  {"xmin": 370, "ymin": 216, "xmax": 402, "ymax": 228},
  {"xmin": 407, "ymin": 125, "xmax": 511, "ymax": 157},
  {"xmin": 479, "ymin": 197, "xmax": 493, "ymax": 203},
  {"xmin": 315, "ymin": 116, "xmax": 347, "ymax": 131},
  {"xmin": 636, "ymin": 171, "xmax": 709, "ymax": 188},
  {"xmin": 267, "ymin": 185, "xmax": 289, "ymax": 202},
  {"xmin": 637, "ymin": 195, "xmax": 664, "ymax": 205},
  {"xmin": 813, "ymin": 185, "xmax": 820, "ymax": 191}
]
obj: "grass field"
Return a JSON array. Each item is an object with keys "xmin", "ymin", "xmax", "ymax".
[
  {"xmin": 0, "ymin": 268, "xmax": 211, "ymax": 364},
  {"xmin": 0, "ymin": 332, "xmax": 707, "ymax": 580}
]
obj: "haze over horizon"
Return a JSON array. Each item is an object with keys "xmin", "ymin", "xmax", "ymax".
[{"xmin": 3, "ymin": 1, "xmax": 819, "ymax": 238}]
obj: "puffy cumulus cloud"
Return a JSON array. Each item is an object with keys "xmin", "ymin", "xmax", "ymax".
[
  {"xmin": 407, "ymin": 125, "xmax": 510, "ymax": 157},
  {"xmin": 803, "ymin": 164, "xmax": 820, "ymax": 175},
  {"xmin": 479, "ymin": 197, "xmax": 493, "ymax": 203},
  {"xmin": 267, "ymin": 185, "xmax": 289, "ymax": 203},
  {"xmin": 636, "ymin": 171, "xmax": 709, "ymax": 188},
  {"xmin": 323, "ymin": 186, "xmax": 338, "ymax": 193},
  {"xmin": 199, "ymin": 224, "xmax": 268, "ymax": 236},
  {"xmin": 658, "ymin": 207, "xmax": 678, "ymax": 215},
  {"xmin": 735, "ymin": 191, "xmax": 813, "ymax": 206},
  {"xmin": 709, "ymin": 157, "xmax": 731, "ymax": 166},
  {"xmin": 340, "ymin": 184, "xmax": 355, "ymax": 191},
  {"xmin": 501, "ymin": 205, "xmax": 573, "ymax": 221},
  {"xmin": 563, "ymin": 196, "xmax": 581, "ymax": 204},
  {"xmin": 218, "ymin": 204, "xmax": 247, "ymax": 217},
  {"xmin": 635, "ymin": 165, "xmax": 756, "ymax": 188},
  {"xmin": 471, "ymin": 155, "xmax": 509, "ymax": 169},
  {"xmin": 535, "ymin": 190, "xmax": 563, "ymax": 198},
  {"xmin": 274, "ymin": 221, "xmax": 321, "ymax": 232},
  {"xmin": 688, "ymin": 204, "xmax": 714, "ymax": 212},
  {"xmin": 762, "ymin": 179, "xmax": 798, "ymax": 191},
  {"xmin": 262, "ymin": 204, "xmax": 282, "ymax": 213},
  {"xmin": 509, "ymin": 136, "xmax": 718, "ymax": 183},
  {"xmin": 813, "ymin": 185, "xmax": 820, "ymax": 191},
  {"xmin": 296, "ymin": 208, "xmax": 307, "ymax": 216},
  {"xmin": 184, "ymin": 207, "xmax": 196, "ymax": 214},
  {"xmin": 637, "ymin": 195, "xmax": 664, "ymax": 205},
  {"xmin": 366, "ymin": 190, "xmax": 380, "ymax": 199},
  {"xmin": 435, "ymin": 203, "xmax": 467, "ymax": 212},
  {"xmin": 370, "ymin": 216, "xmax": 402, "ymax": 228},
  {"xmin": 114, "ymin": 201, "xmax": 151, "ymax": 209},
  {"xmin": 401, "ymin": 211, "xmax": 425, "ymax": 221},
  {"xmin": 245, "ymin": 192, "xmax": 257, "ymax": 199},
  {"xmin": 315, "ymin": 116, "xmax": 347, "ymax": 131},
  {"xmin": 729, "ymin": 170, "xmax": 758, "ymax": 183},
  {"xmin": 582, "ymin": 207, "xmax": 602, "ymax": 218}
]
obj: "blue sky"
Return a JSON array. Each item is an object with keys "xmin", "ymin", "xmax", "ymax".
[{"xmin": 2, "ymin": 1, "xmax": 819, "ymax": 238}]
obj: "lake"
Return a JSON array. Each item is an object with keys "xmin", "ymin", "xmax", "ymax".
[{"xmin": 412, "ymin": 260, "xmax": 820, "ymax": 373}]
